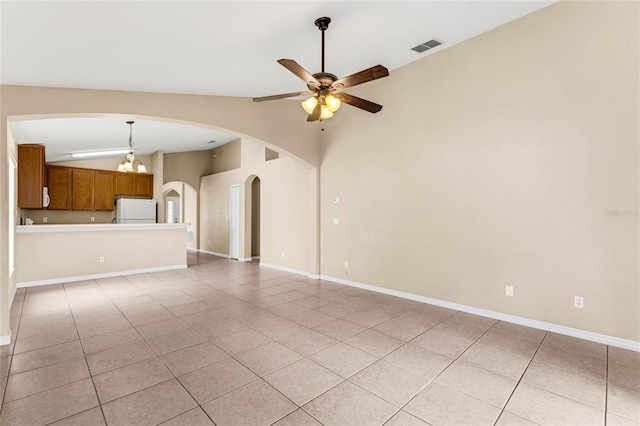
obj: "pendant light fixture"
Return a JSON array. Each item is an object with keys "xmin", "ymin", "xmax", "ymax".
[{"xmin": 117, "ymin": 121, "xmax": 147, "ymax": 173}]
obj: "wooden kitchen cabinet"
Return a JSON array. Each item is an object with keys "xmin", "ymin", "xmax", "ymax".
[
  {"xmin": 114, "ymin": 173, "xmax": 134, "ymax": 196},
  {"xmin": 94, "ymin": 171, "xmax": 115, "ymax": 210},
  {"xmin": 133, "ymin": 174, "xmax": 153, "ymax": 197},
  {"xmin": 18, "ymin": 144, "xmax": 46, "ymax": 208},
  {"xmin": 72, "ymin": 169, "xmax": 94, "ymax": 210},
  {"xmin": 47, "ymin": 166, "xmax": 72, "ymax": 210},
  {"xmin": 115, "ymin": 172, "xmax": 153, "ymax": 197}
]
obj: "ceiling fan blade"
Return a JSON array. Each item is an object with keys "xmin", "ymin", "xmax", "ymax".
[
  {"xmin": 334, "ymin": 92, "xmax": 383, "ymax": 114},
  {"xmin": 331, "ymin": 65, "xmax": 389, "ymax": 90},
  {"xmin": 278, "ymin": 59, "xmax": 321, "ymax": 88},
  {"xmin": 253, "ymin": 91, "xmax": 314, "ymax": 102},
  {"xmin": 307, "ymin": 103, "xmax": 321, "ymax": 122}
]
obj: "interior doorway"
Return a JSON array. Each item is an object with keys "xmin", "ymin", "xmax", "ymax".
[
  {"xmin": 251, "ymin": 177, "xmax": 261, "ymax": 260},
  {"xmin": 165, "ymin": 192, "xmax": 180, "ymax": 224}
]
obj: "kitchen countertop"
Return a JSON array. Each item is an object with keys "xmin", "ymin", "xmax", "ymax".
[{"xmin": 16, "ymin": 223, "xmax": 188, "ymax": 233}]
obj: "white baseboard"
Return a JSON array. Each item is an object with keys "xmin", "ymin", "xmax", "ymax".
[
  {"xmin": 198, "ymin": 249, "xmax": 230, "ymax": 258},
  {"xmin": 251, "ymin": 256, "xmax": 261, "ymax": 260},
  {"xmin": 260, "ymin": 262, "xmax": 319, "ymax": 280},
  {"xmin": 0, "ymin": 332, "xmax": 11, "ymax": 346},
  {"xmin": 17, "ymin": 264, "xmax": 188, "ymax": 288},
  {"xmin": 238, "ymin": 257, "xmax": 253, "ymax": 262},
  {"xmin": 320, "ymin": 274, "xmax": 640, "ymax": 352}
]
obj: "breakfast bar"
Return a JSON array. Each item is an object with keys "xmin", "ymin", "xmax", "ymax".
[{"xmin": 15, "ymin": 223, "xmax": 188, "ymax": 286}]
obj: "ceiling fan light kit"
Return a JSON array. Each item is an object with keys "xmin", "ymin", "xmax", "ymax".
[{"xmin": 253, "ymin": 16, "xmax": 389, "ymax": 122}]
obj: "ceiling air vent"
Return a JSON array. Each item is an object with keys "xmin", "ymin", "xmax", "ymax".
[{"xmin": 411, "ymin": 39, "xmax": 443, "ymax": 53}]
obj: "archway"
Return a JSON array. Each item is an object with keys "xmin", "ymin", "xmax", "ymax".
[{"xmin": 162, "ymin": 182, "xmax": 198, "ymax": 251}]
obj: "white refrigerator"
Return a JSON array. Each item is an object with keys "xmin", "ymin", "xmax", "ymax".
[{"xmin": 116, "ymin": 198, "xmax": 157, "ymax": 223}]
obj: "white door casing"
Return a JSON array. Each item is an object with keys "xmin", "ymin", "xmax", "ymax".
[{"xmin": 229, "ymin": 184, "xmax": 240, "ymax": 259}]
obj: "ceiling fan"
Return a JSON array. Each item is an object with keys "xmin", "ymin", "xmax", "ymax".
[{"xmin": 253, "ymin": 17, "xmax": 389, "ymax": 122}]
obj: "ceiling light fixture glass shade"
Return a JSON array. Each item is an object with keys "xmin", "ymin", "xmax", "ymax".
[
  {"xmin": 324, "ymin": 94, "xmax": 341, "ymax": 112},
  {"xmin": 301, "ymin": 93, "xmax": 341, "ymax": 119},
  {"xmin": 117, "ymin": 121, "xmax": 147, "ymax": 173},
  {"xmin": 301, "ymin": 96, "xmax": 318, "ymax": 114}
]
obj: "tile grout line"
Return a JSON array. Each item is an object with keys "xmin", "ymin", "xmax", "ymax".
[
  {"xmin": 0, "ymin": 287, "xmax": 27, "ymax": 418},
  {"xmin": 491, "ymin": 329, "xmax": 548, "ymax": 426},
  {"xmin": 381, "ymin": 317, "xmax": 506, "ymax": 423},
  {"xmin": 62, "ymin": 280, "xmax": 109, "ymax": 426}
]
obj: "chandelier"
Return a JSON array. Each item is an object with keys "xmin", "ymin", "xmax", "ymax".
[{"xmin": 117, "ymin": 121, "xmax": 147, "ymax": 173}]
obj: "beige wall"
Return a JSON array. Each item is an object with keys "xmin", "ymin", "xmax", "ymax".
[
  {"xmin": 15, "ymin": 227, "xmax": 187, "ymax": 283},
  {"xmin": 320, "ymin": 1, "xmax": 639, "ymax": 341},
  {"xmin": 201, "ymin": 139, "xmax": 313, "ymax": 271},
  {"xmin": 163, "ymin": 150, "xmax": 214, "ymax": 190},
  {"xmin": 21, "ymin": 209, "xmax": 114, "ymax": 225},
  {"xmin": 211, "ymin": 139, "xmax": 241, "ymax": 174},
  {"xmin": 49, "ymin": 155, "xmax": 153, "ymax": 171}
]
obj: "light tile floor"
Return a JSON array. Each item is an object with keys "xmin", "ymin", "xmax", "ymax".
[{"xmin": 0, "ymin": 252, "xmax": 638, "ymax": 425}]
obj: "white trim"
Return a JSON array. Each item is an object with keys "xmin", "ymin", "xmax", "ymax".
[
  {"xmin": 260, "ymin": 262, "xmax": 318, "ymax": 280},
  {"xmin": 238, "ymin": 257, "xmax": 253, "ymax": 262},
  {"xmin": 0, "ymin": 333, "xmax": 11, "ymax": 346},
  {"xmin": 251, "ymin": 256, "xmax": 261, "ymax": 260},
  {"xmin": 198, "ymin": 249, "xmax": 230, "ymax": 258},
  {"xmin": 9, "ymin": 283, "xmax": 18, "ymax": 310},
  {"xmin": 17, "ymin": 264, "xmax": 187, "ymax": 288},
  {"xmin": 307, "ymin": 273, "xmax": 320, "ymax": 280},
  {"xmin": 16, "ymin": 223, "xmax": 188, "ymax": 233},
  {"xmin": 319, "ymin": 274, "xmax": 640, "ymax": 352}
]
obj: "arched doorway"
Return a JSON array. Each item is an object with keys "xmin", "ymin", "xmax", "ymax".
[{"xmin": 163, "ymin": 181, "xmax": 198, "ymax": 251}]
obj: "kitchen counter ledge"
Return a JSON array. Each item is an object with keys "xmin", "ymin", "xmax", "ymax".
[{"xmin": 17, "ymin": 223, "xmax": 188, "ymax": 233}]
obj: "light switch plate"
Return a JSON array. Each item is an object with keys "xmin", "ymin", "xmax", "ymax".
[{"xmin": 333, "ymin": 217, "xmax": 340, "ymax": 225}]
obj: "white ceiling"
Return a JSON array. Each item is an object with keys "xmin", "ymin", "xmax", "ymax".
[
  {"xmin": 10, "ymin": 117, "xmax": 239, "ymax": 163},
  {"xmin": 2, "ymin": 1, "xmax": 555, "ymax": 161}
]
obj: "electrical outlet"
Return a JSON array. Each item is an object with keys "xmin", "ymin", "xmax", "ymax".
[
  {"xmin": 333, "ymin": 217, "xmax": 340, "ymax": 225},
  {"xmin": 506, "ymin": 285, "xmax": 514, "ymax": 297},
  {"xmin": 574, "ymin": 296, "xmax": 584, "ymax": 309},
  {"xmin": 344, "ymin": 261, "xmax": 349, "ymax": 269},
  {"xmin": 90, "ymin": 217, "xmax": 95, "ymax": 222},
  {"xmin": 281, "ymin": 251, "xmax": 285, "ymax": 258},
  {"xmin": 333, "ymin": 197, "xmax": 341, "ymax": 204},
  {"xmin": 208, "ymin": 240, "xmax": 211, "ymax": 246},
  {"xmin": 42, "ymin": 217, "xmax": 47, "ymax": 223},
  {"xmin": 99, "ymin": 256, "xmax": 105, "ymax": 263}
]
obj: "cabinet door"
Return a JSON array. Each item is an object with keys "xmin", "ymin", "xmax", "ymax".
[
  {"xmin": 94, "ymin": 171, "xmax": 115, "ymax": 211},
  {"xmin": 115, "ymin": 173, "xmax": 134, "ymax": 196},
  {"xmin": 17, "ymin": 144, "xmax": 45, "ymax": 208},
  {"xmin": 133, "ymin": 174, "xmax": 153, "ymax": 197},
  {"xmin": 47, "ymin": 166, "xmax": 72, "ymax": 210},
  {"xmin": 72, "ymin": 169, "xmax": 94, "ymax": 210}
]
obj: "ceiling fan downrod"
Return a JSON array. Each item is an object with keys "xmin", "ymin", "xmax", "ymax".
[{"xmin": 315, "ymin": 17, "xmax": 331, "ymax": 73}]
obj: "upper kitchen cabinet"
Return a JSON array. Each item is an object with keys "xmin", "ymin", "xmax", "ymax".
[
  {"xmin": 114, "ymin": 173, "xmax": 133, "ymax": 196},
  {"xmin": 47, "ymin": 165, "xmax": 72, "ymax": 210},
  {"xmin": 18, "ymin": 144, "xmax": 46, "ymax": 208},
  {"xmin": 134, "ymin": 174, "xmax": 153, "ymax": 197},
  {"xmin": 94, "ymin": 171, "xmax": 115, "ymax": 210},
  {"xmin": 115, "ymin": 172, "xmax": 153, "ymax": 197},
  {"xmin": 72, "ymin": 169, "xmax": 94, "ymax": 210}
]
